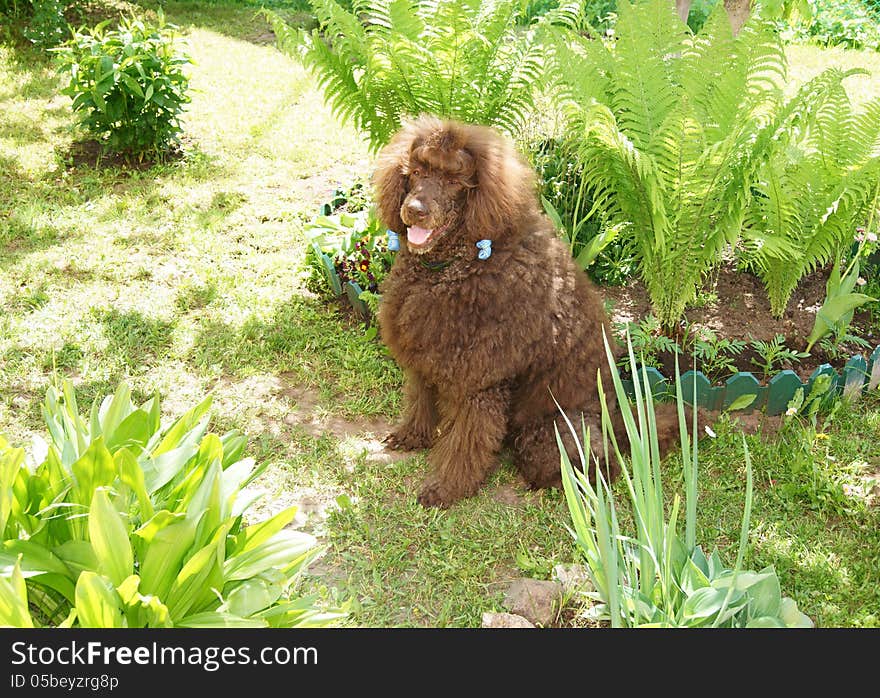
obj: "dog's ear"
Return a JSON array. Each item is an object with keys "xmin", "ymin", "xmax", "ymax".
[
  {"xmin": 462, "ymin": 127, "xmax": 537, "ymax": 242},
  {"xmin": 373, "ymin": 125, "xmax": 417, "ymax": 236}
]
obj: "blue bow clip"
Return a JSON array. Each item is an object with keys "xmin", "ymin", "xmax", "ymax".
[
  {"xmin": 387, "ymin": 230, "xmax": 400, "ymax": 251},
  {"xmin": 476, "ymin": 239, "xmax": 492, "ymax": 260}
]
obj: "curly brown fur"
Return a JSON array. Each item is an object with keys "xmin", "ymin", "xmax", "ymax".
[{"xmin": 374, "ymin": 115, "xmax": 686, "ymax": 508}]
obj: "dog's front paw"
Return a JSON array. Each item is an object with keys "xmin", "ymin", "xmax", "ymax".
[
  {"xmin": 417, "ymin": 478, "xmax": 456, "ymax": 508},
  {"xmin": 417, "ymin": 476, "xmax": 477, "ymax": 508},
  {"xmin": 384, "ymin": 426, "xmax": 432, "ymax": 451}
]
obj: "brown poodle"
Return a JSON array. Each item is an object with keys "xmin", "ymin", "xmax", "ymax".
[{"xmin": 374, "ymin": 115, "xmax": 682, "ymax": 508}]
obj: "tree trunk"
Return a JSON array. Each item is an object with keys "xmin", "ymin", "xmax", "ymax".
[
  {"xmin": 723, "ymin": 0, "xmax": 751, "ymax": 36},
  {"xmin": 675, "ymin": 0, "xmax": 692, "ymax": 23}
]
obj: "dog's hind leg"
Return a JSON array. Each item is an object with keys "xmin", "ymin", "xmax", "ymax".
[
  {"xmin": 417, "ymin": 385, "xmax": 509, "ymax": 508},
  {"xmin": 511, "ymin": 413, "xmax": 621, "ymax": 490},
  {"xmin": 385, "ymin": 371, "xmax": 438, "ymax": 451}
]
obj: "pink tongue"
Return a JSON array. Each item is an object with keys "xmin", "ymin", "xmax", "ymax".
[{"xmin": 407, "ymin": 226, "xmax": 432, "ymax": 245}]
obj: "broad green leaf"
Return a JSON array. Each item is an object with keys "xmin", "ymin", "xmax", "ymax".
[
  {"xmin": 574, "ymin": 224, "xmax": 620, "ymax": 270},
  {"xmin": 727, "ymin": 393, "xmax": 757, "ymax": 411},
  {"xmin": 137, "ymin": 513, "xmax": 200, "ymax": 600},
  {"xmin": 75, "ymin": 572, "xmax": 125, "ymax": 628},
  {"xmin": 142, "ymin": 444, "xmax": 199, "ymax": 494},
  {"xmin": 133, "ymin": 510, "xmax": 185, "ymax": 544},
  {"xmin": 0, "ymin": 445, "xmax": 25, "ymax": 536},
  {"xmin": 88, "ymin": 488, "xmax": 133, "ymax": 586},
  {"xmin": 234, "ymin": 506, "xmax": 298, "ymax": 554},
  {"xmin": 0, "ymin": 558, "xmax": 34, "ymax": 627},
  {"xmin": 105, "ymin": 409, "xmax": 152, "ymax": 453},
  {"xmin": 746, "ymin": 616, "xmax": 785, "ymax": 628},
  {"xmin": 53, "ymin": 540, "xmax": 97, "ymax": 578},
  {"xmin": 806, "ymin": 292, "xmax": 877, "ymax": 350},
  {"xmin": 221, "ymin": 576, "xmax": 282, "ymax": 618},
  {"xmin": 164, "ymin": 524, "xmax": 229, "ymax": 620},
  {"xmin": 120, "ymin": 73, "xmax": 145, "ymax": 99},
  {"xmin": 115, "ymin": 448, "xmax": 153, "ymax": 518},
  {"xmin": 117, "ymin": 575, "xmax": 173, "ymax": 628},
  {"xmin": 220, "ymin": 432, "xmax": 247, "ymax": 469},
  {"xmin": 679, "ymin": 556, "xmax": 711, "ymax": 594},
  {"xmin": 150, "ymin": 396, "xmax": 212, "ymax": 457},
  {"xmin": 96, "ymin": 383, "xmax": 133, "ymax": 444},
  {"xmin": 70, "ymin": 437, "xmax": 116, "ymax": 509},
  {"xmin": 1, "ymin": 539, "xmax": 70, "ymax": 578},
  {"xmin": 682, "ymin": 586, "xmax": 727, "ymax": 625},
  {"xmin": 780, "ymin": 597, "xmax": 814, "ymax": 628},
  {"xmin": 223, "ymin": 529, "xmax": 316, "ymax": 581},
  {"xmin": 257, "ymin": 597, "xmax": 348, "ymax": 628},
  {"xmin": 743, "ymin": 567, "xmax": 782, "ymax": 618},
  {"xmin": 176, "ymin": 611, "xmax": 267, "ymax": 628}
]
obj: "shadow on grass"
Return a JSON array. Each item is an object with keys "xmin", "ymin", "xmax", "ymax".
[
  {"xmin": 188, "ymin": 293, "xmax": 400, "ymax": 414},
  {"xmin": 139, "ymin": 0, "xmax": 316, "ymax": 45},
  {"xmin": 96, "ymin": 307, "xmax": 177, "ymax": 370}
]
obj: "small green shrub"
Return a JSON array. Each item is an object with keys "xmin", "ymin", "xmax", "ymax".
[
  {"xmin": 0, "ymin": 0, "xmax": 75, "ymax": 47},
  {"xmin": 557, "ymin": 331, "xmax": 813, "ymax": 627},
  {"xmin": 0, "ymin": 380, "xmax": 345, "ymax": 628},
  {"xmin": 54, "ymin": 12, "xmax": 192, "ymax": 160},
  {"xmin": 783, "ymin": 0, "xmax": 880, "ymax": 50},
  {"xmin": 266, "ymin": 0, "xmax": 552, "ymax": 150}
]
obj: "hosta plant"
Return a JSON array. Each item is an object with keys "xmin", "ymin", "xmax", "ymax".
[
  {"xmin": 0, "ymin": 381, "xmax": 345, "ymax": 628},
  {"xmin": 549, "ymin": 0, "xmax": 854, "ymax": 327},
  {"xmin": 557, "ymin": 331, "xmax": 813, "ymax": 627},
  {"xmin": 54, "ymin": 12, "xmax": 191, "ymax": 159},
  {"xmin": 266, "ymin": 0, "xmax": 552, "ymax": 150}
]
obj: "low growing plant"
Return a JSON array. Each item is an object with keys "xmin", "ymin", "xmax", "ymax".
[
  {"xmin": 805, "ymin": 229, "xmax": 879, "ymax": 353},
  {"xmin": 0, "ymin": 381, "xmax": 345, "ymax": 628},
  {"xmin": 557, "ymin": 331, "xmax": 813, "ymax": 627},
  {"xmin": 692, "ymin": 328, "xmax": 746, "ymax": 382},
  {"xmin": 614, "ymin": 314, "xmax": 680, "ymax": 370},
  {"xmin": 749, "ymin": 334, "xmax": 809, "ymax": 380},
  {"xmin": 305, "ymin": 209, "xmax": 394, "ymax": 296},
  {"xmin": 54, "ymin": 12, "xmax": 192, "ymax": 160}
]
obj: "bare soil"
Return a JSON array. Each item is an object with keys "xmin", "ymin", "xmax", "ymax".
[
  {"xmin": 603, "ymin": 261, "xmax": 879, "ymax": 384},
  {"xmin": 62, "ymin": 138, "xmax": 186, "ymax": 171}
]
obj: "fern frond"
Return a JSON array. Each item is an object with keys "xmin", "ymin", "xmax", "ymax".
[
  {"xmin": 270, "ymin": 0, "xmax": 544, "ymax": 150},
  {"xmin": 742, "ymin": 78, "xmax": 880, "ymax": 317}
]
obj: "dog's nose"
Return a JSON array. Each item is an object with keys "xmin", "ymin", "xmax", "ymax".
[{"xmin": 405, "ymin": 198, "xmax": 428, "ymax": 220}]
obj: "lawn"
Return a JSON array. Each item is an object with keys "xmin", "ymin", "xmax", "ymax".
[{"xmin": 1, "ymin": 0, "xmax": 879, "ymax": 627}]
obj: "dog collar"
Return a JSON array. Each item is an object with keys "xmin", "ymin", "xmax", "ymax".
[
  {"xmin": 419, "ymin": 258, "xmax": 456, "ymax": 272},
  {"xmin": 409, "ymin": 239, "xmax": 493, "ymax": 271}
]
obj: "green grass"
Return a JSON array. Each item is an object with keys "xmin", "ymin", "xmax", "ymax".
[{"xmin": 1, "ymin": 1, "xmax": 880, "ymax": 627}]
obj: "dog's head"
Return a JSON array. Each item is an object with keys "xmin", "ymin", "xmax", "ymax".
[{"xmin": 373, "ymin": 115, "xmax": 537, "ymax": 255}]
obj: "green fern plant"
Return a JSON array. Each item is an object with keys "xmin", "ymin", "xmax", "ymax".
[
  {"xmin": 549, "ymin": 0, "xmax": 848, "ymax": 328},
  {"xmin": 741, "ymin": 81, "xmax": 880, "ymax": 318},
  {"xmin": 266, "ymin": 0, "xmax": 553, "ymax": 150}
]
